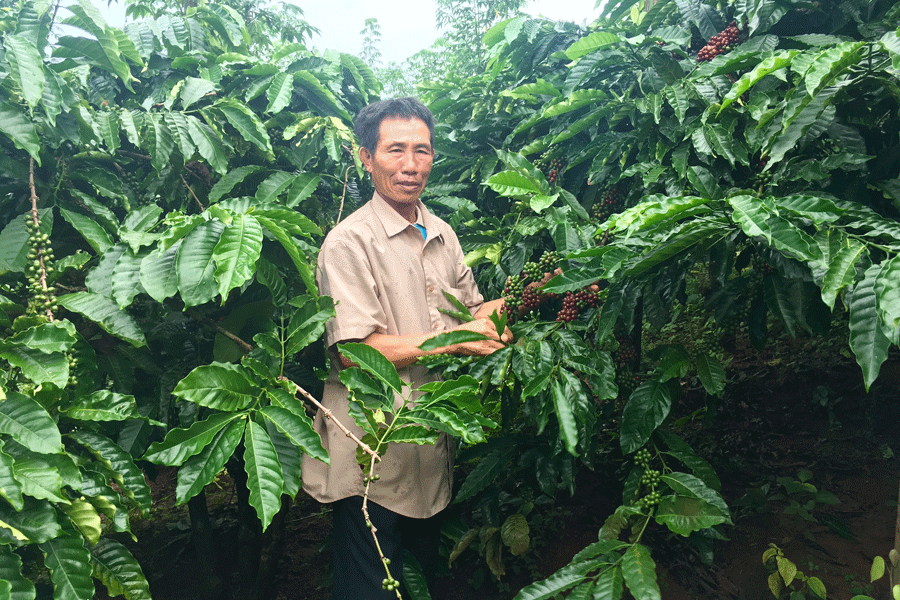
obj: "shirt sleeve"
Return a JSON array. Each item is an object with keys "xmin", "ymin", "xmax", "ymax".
[
  {"xmin": 317, "ymin": 238, "xmax": 387, "ymax": 346},
  {"xmin": 445, "ymin": 228, "xmax": 484, "ymax": 315}
]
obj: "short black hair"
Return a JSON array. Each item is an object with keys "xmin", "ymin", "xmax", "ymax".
[{"xmin": 354, "ymin": 97, "xmax": 435, "ymax": 152}]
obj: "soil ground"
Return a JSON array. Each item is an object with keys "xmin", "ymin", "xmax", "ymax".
[{"xmin": 122, "ymin": 340, "xmax": 899, "ymax": 600}]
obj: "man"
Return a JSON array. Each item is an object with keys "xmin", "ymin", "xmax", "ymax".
[{"xmin": 301, "ymin": 97, "xmax": 509, "ymax": 599}]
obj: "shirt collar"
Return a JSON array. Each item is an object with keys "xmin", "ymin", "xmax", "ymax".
[{"xmin": 370, "ymin": 192, "xmax": 443, "ymax": 243}]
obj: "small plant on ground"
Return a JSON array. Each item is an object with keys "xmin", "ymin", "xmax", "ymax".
[
  {"xmin": 763, "ymin": 544, "xmax": 828, "ymax": 600},
  {"xmin": 773, "ymin": 469, "xmax": 840, "ymax": 524}
]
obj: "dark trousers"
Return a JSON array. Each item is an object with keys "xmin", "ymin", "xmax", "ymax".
[{"xmin": 332, "ymin": 496, "xmax": 442, "ymax": 600}]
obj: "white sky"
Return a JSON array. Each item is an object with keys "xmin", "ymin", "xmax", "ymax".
[
  {"xmin": 304, "ymin": 0, "xmax": 601, "ymax": 64},
  {"xmin": 95, "ymin": 1, "xmax": 601, "ymax": 64}
]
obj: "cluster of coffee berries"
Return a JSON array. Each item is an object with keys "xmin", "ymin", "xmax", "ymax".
[
  {"xmin": 639, "ymin": 490, "xmax": 662, "ymax": 507},
  {"xmin": 381, "ymin": 577, "xmax": 399, "ymax": 592},
  {"xmin": 642, "ymin": 468, "xmax": 661, "ymax": 486},
  {"xmin": 635, "ymin": 448, "xmax": 652, "ymax": 467},
  {"xmin": 523, "ymin": 261, "xmax": 543, "ymax": 280},
  {"xmin": 539, "ymin": 250, "xmax": 560, "ymax": 272},
  {"xmin": 535, "ymin": 154, "xmax": 564, "ymax": 184},
  {"xmin": 521, "ymin": 285, "xmax": 542, "ymax": 312},
  {"xmin": 23, "ymin": 215, "xmax": 58, "ymax": 316},
  {"xmin": 615, "ymin": 367, "xmax": 642, "ymax": 394},
  {"xmin": 747, "ymin": 253, "xmax": 768, "ymax": 289},
  {"xmin": 697, "ymin": 21, "xmax": 741, "ymax": 62},
  {"xmin": 119, "ymin": 166, "xmax": 143, "ymax": 198},
  {"xmin": 614, "ymin": 338, "xmax": 639, "ymax": 366},
  {"xmin": 67, "ymin": 353, "xmax": 79, "ymax": 387},
  {"xmin": 719, "ymin": 302, "xmax": 748, "ymax": 333},
  {"xmin": 753, "ymin": 169, "xmax": 773, "ymax": 189},
  {"xmin": 504, "ymin": 273, "xmax": 527, "ymax": 313},
  {"xmin": 548, "ymin": 158, "xmax": 563, "ymax": 184},
  {"xmin": 591, "ymin": 187, "xmax": 624, "ymax": 222},
  {"xmin": 635, "ymin": 448, "xmax": 663, "ymax": 507},
  {"xmin": 556, "ymin": 288, "xmax": 599, "ymax": 322},
  {"xmin": 504, "ymin": 250, "xmax": 561, "ymax": 317},
  {"xmin": 363, "ymin": 474, "xmax": 381, "ymax": 484},
  {"xmin": 816, "ymin": 138, "xmax": 843, "ymax": 160}
]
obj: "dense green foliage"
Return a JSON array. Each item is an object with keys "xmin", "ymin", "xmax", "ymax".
[
  {"xmin": 0, "ymin": 1, "xmax": 374, "ymax": 597},
  {"xmin": 0, "ymin": 0, "xmax": 898, "ymax": 598},
  {"xmin": 419, "ymin": 0, "xmax": 900, "ymax": 595}
]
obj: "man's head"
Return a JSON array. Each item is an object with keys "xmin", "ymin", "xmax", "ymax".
[
  {"xmin": 354, "ymin": 97, "xmax": 435, "ymax": 154},
  {"xmin": 355, "ymin": 98, "xmax": 436, "ymax": 221}
]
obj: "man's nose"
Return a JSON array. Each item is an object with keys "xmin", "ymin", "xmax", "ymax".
[{"xmin": 400, "ymin": 151, "xmax": 418, "ymax": 172}]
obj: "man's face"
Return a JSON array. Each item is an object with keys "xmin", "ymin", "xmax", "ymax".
[{"xmin": 360, "ymin": 117, "xmax": 434, "ymax": 217}]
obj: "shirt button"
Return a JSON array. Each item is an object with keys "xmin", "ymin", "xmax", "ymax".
[
  {"xmin": 429, "ymin": 286, "xmax": 434, "ymax": 292},
  {"xmin": 433, "ymin": 323, "xmax": 440, "ymax": 330}
]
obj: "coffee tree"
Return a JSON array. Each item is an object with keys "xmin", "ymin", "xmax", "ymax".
[
  {"xmin": 0, "ymin": 1, "xmax": 377, "ymax": 598},
  {"xmin": 414, "ymin": 0, "xmax": 900, "ymax": 595}
]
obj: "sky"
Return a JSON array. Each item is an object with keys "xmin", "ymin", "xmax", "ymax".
[
  {"xmin": 95, "ymin": 1, "xmax": 601, "ymax": 64},
  {"xmin": 304, "ymin": 0, "xmax": 601, "ymax": 64}
]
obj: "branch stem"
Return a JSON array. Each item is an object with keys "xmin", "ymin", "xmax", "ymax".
[
  {"xmin": 277, "ymin": 377, "xmax": 380, "ymax": 462},
  {"xmin": 29, "ymin": 159, "xmax": 54, "ymax": 322},
  {"xmin": 186, "ymin": 310, "xmax": 253, "ymax": 353},
  {"xmin": 181, "ymin": 174, "xmax": 205, "ymax": 212}
]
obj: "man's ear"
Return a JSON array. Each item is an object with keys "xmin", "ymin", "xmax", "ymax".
[{"xmin": 359, "ymin": 146, "xmax": 373, "ymax": 173}]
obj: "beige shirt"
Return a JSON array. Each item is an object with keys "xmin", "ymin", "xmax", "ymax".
[{"xmin": 301, "ymin": 192, "xmax": 484, "ymax": 518}]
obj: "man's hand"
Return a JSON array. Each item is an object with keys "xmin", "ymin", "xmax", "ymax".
[
  {"xmin": 349, "ymin": 303, "xmax": 513, "ymax": 368},
  {"xmin": 448, "ymin": 317, "xmax": 511, "ymax": 357},
  {"xmin": 474, "ymin": 298, "xmax": 513, "ymax": 343}
]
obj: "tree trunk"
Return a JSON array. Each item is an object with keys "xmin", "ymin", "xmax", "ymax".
[
  {"xmin": 188, "ymin": 491, "xmax": 231, "ymax": 600},
  {"xmin": 254, "ymin": 496, "xmax": 291, "ymax": 599},
  {"xmin": 228, "ymin": 457, "xmax": 261, "ymax": 600}
]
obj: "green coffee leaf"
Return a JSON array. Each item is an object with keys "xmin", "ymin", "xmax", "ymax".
[
  {"xmin": 39, "ymin": 534, "xmax": 94, "ymax": 600},
  {"xmin": 173, "ymin": 362, "xmax": 260, "ymax": 411},
  {"xmin": 660, "ymin": 472, "xmax": 731, "ymax": 521},
  {"xmin": 63, "ymin": 499, "xmax": 101, "ymax": 546},
  {"xmin": 176, "ymin": 220, "xmax": 224, "ymax": 308},
  {"xmin": 620, "ymin": 381, "xmax": 673, "ymax": 454},
  {"xmin": 621, "ymin": 544, "xmax": 661, "ymax": 600},
  {"xmin": 242, "ymin": 420, "xmax": 284, "ymax": 531},
  {"xmin": 142, "ymin": 412, "xmax": 242, "ymax": 466},
  {"xmin": 175, "ymin": 419, "xmax": 243, "ymax": 505},
  {"xmin": 0, "ymin": 392, "xmax": 63, "ymax": 454},
  {"xmin": 655, "ymin": 496, "xmax": 728, "ymax": 536},
  {"xmin": 258, "ymin": 405, "xmax": 328, "ymax": 463},
  {"xmin": 552, "ymin": 379, "xmax": 578, "ymax": 456},
  {"xmin": 848, "ymin": 265, "xmax": 891, "ymax": 390},
  {"xmin": 68, "ymin": 430, "xmax": 152, "ymax": 514},
  {"xmin": 57, "ymin": 292, "xmax": 146, "ymax": 347},
  {"xmin": 501, "ymin": 514, "xmax": 530, "ymax": 556},
  {"xmin": 90, "ymin": 538, "xmax": 152, "ymax": 600},
  {"xmin": 213, "ymin": 213, "xmax": 263, "ymax": 302},
  {"xmin": 338, "ymin": 343, "xmax": 404, "ymax": 394},
  {"xmin": 0, "ymin": 545, "xmax": 36, "ymax": 599},
  {"xmin": 871, "ymin": 556, "xmax": 885, "ymax": 582}
]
